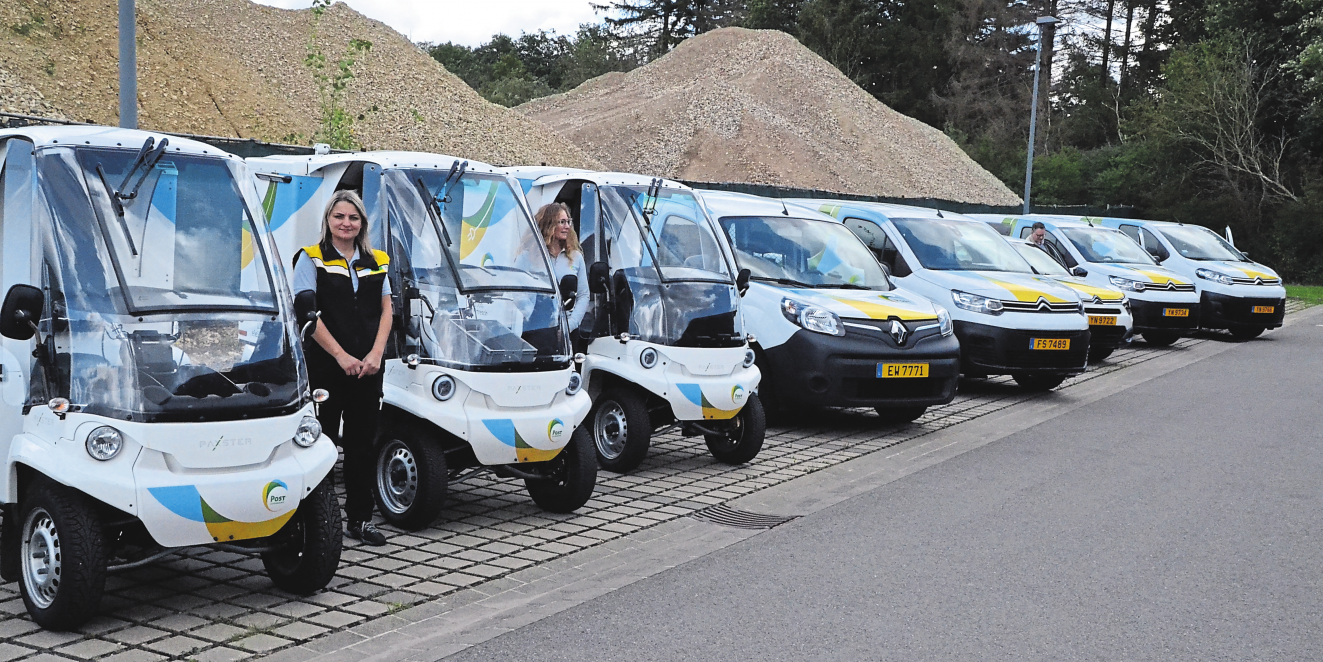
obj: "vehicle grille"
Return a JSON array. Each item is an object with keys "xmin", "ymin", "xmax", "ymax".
[
  {"xmin": 999, "ymin": 299, "xmax": 1082, "ymax": 314},
  {"xmin": 1230, "ymin": 276, "xmax": 1282, "ymax": 286},
  {"xmin": 1084, "ymin": 306, "xmax": 1123, "ymax": 315},
  {"xmin": 1142, "ymin": 281, "xmax": 1196, "ymax": 292},
  {"xmin": 1088, "ymin": 295, "xmax": 1126, "ymax": 305}
]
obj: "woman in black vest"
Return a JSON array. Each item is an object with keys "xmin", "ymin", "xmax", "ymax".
[{"xmin": 292, "ymin": 190, "xmax": 393, "ymax": 546}]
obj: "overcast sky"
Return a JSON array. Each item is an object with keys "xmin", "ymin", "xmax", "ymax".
[{"xmin": 252, "ymin": 1, "xmax": 603, "ymax": 46}]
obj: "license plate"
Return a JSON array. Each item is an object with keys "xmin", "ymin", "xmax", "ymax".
[
  {"xmin": 1030, "ymin": 338, "xmax": 1070, "ymax": 350},
  {"xmin": 877, "ymin": 363, "xmax": 929, "ymax": 378},
  {"xmin": 1253, "ymin": 305, "xmax": 1275, "ymax": 314},
  {"xmin": 1088, "ymin": 315, "xmax": 1117, "ymax": 326},
  {"xmin": 1163, "ymin": 308, "xmax": 1190, "ymax": 317}
]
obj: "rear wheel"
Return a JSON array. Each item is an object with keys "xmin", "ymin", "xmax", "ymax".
[
  {"xmin": 1230, "ymin": 326, "xmax": 1265, "ymax": 341},
  {"xmin": 1012, "ymin": 373, "xmax": 1067, "ymax": 392},
  {"xmin": 18, "ymin": 480, "xmax": 107, "ymax": 630},
  {"xmin": 262, "ymin": 477, "xmax": 342, "ymax": 595},
  {"xmin": 1089, "ymin": 346, "xmax": 1115, "ymax": 362},
  {"xmin": 874, "ymin": 405, "xmax": 927, "ymax": 424},
  {"xmin": 373, "ymin": 423, "xmax": 448, "ymax": 530},
  {"xmin": 706, "ymin": 393, "xmax": 766, "ymax": 464},
  {"xmin": 526, "ymin": 426, "xmax": 598, "ymax": 513},
  {"xmin": 591, "ymin": 388, "xmax": 652, "ymax": 473},
  {"xmin": 1142, "ymin": 331, "xmax": 1181, "ymax": 347}
]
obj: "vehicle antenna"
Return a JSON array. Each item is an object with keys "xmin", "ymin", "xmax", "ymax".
[{"xmin": 780, "ymin": 199, "xmax": 790, "ymax": 216}]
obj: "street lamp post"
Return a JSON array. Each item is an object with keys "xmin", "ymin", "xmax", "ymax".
[
  {"xmin": 1023, "ymin": 15, "xmax": 1060, "ymax": 215},
  {"xmin": 119, "ymin": 0, "xmax": 137, "ymax": 129}
]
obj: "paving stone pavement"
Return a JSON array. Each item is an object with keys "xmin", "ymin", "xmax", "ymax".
[{"xmin": 0, "ymin": 322, "xmax": 1288, "ymax": 661}]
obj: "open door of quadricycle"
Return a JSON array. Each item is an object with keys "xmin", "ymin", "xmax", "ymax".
[
  {"xmin": 522, "ymin": 174, "xmax": 763, "ymax": 474},
  {"xmin": 251, "ymin": 154, "xmax": 595, "ymax": 531},
  {"xmin": 0, "ymin": 127, "xmax": 340, "ymax": 631}
]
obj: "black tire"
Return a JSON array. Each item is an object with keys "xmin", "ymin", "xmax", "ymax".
[
  {"xmin": 262, "ymin": 477, "xmax": 342, "ymax": 595},
  {"xmin": 1012, "ymin": 372, "xmax": 1067, "ymax": 392},
  {"xmin": 1089, "ymin": 346, "xmax": 1115, "ymax": 362},
  {"xmin": 373, "ymin": 422, "xmax": 448, "ymax": 530},
  {"xmin": 525, "ymin": 426, "xmax": 598, "ymax": 513},
  {"xmin": 874, "ymin": 405, "xmax": 926, "ymax": 424},
  {"xmin": 18, "ymin": 479, "xmax": 107, "ymax": 630},
  {"xmin": 590, "ymin": 387, "xmax": 652, "ymax": 473},
  {"xmin": 1142, "ymin": 331, "xmax": 1181, "ymax": 347},
  {"xmin": 705, "ymin": 393, "xmax": 766, "ymax": 464},
  {"xmin": 1230, "ymin": 326, "xmax": 1264, "ymax": 341}
]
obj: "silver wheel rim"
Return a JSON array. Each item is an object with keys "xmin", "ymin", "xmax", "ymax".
[
  {"xmin": 21, "ymin": 507, "xmax": 61, "ymax": 610},
  {"xmin": 377, "ymin": 440, "xmax": 418, "ymax": 515},
  {"xmin": 594, "ymin": 401, "xmax": 628, "ymax": 460}
]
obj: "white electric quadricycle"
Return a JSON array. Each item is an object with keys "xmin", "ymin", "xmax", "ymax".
[
  {"xmin": 0, "ymin": 127, "xmax": 341, "ymax": 630},
  {"xmin": 509, "ymin": 169, "xmax": 763, "ymax": 473},
  {"xmin": 249, "ymin": 153, "xmax": 595, "ymax": 530}
]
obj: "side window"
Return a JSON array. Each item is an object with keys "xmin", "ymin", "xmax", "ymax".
[
  {"xmin": 844, "ymin": 217, "xmax": 910, "ymax": 277},
  {"xmin": 1044, "ymin": 232, "xmax": 1078, "ymax": 268},
  {"xmin": 1019, "ymin": 226, "xmax": 1033, "ymax": 239},
  {"xmin": 880, "ymin": 233, "xmax": 911, "ymax": 277},
  {"xmin": 1118, "ymin": 224, "xmax": 1142, "ymax": 243},
  {"xmin": 1140, "ymin": 228, "xmax": 1169, "ymax": 261}
]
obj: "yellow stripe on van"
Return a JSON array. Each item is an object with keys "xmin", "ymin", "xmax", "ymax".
[
  {"xmin": 1059, "ymin": 281, "xmax": 1125, "ymax": 301},
  {"xmin": 816, "ymin": 204, "xmax": 844, "ymax": 219},
  {"xmin": 1131, "ymin": 268, "xmax": 1190, "ymax": 285},
  {"xmin": 982, "ymin": 276, "xmax": 1069, "ymax": 303},
  {"xmin": 1234, "ymin": 266, "xmax": 1276, "ymax": 280},
  {"xmin": 831, "ymin": 296, "xmax": 933, "ymax": 321}
]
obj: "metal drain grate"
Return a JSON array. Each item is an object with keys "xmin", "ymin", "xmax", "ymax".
[{"xmin": 690, "ymin": 504, "xmax": 799, "ymax": 530}]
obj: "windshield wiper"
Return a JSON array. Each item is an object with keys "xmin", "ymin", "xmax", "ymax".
[
  {"xmin": 94, "ymin": 137, "xmax": 170, "ymax": 257},
  {"xmin": 414, "ymin": 175, "xmax": 455, "ymax": 247},
  {"xmin": 818, "ymin": 283, "xmax": 873, "ymax": 290},
  {"xmin": 752, "ymin": 276, "xmax": 814, "ymax": 288}
]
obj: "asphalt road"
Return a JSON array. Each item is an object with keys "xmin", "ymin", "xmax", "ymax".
[{"xmin": 446, "ymin": 320, "xmax": 1323, "ymax": 661}]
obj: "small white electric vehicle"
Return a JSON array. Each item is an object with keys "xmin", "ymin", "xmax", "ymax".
[
  {"xmin": 796, "ymin": 200, "xmax": 1091, "ymax": 391},
  {"xmin": 507, "ymin": 168, "xmax": 763, "ymax": 473},
  {"xmin": 1090, "ymin": 217, "xmax": 1286, "ymax": 340},
  {"xmin": 1003, "ymin": 237, "xmax": 1134, "ymax": 362},
  {"xmin": 249, "ymin": 152, "xmax": 595, "ymax": 529},
  {"xmin": 697, "ymin": 191, "xmax": 959, "ymax": 423},
  {"xmin": 980, "ymin": 215, "xmax": 1202, "ymax": 347},
  {"xmin": 0, "ymin": 127, "xmax": 341, "ymax": 630}
]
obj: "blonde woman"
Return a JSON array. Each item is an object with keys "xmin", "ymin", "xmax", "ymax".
[
  {"xmin": 535, "ymin": 203, "xmax": 590, "ymax": 332},
  {"xmin": 291, "ymin": 190, "xmax": 392, "ymax": 546}
]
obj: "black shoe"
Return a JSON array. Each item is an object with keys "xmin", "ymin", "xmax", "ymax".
[{"xmin": 346, "ymin": 520, "xmax": 387, "ymax": 546}]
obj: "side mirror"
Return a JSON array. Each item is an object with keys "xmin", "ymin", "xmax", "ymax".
[
  {"xmin": 558, "ymin": 274, "xmax": 579, "ymax": 310},
  {"xmin": 1070, "ymin": 266, "xmax": 1089, "ymax": 278},
  {"xmin": 879, "ymin": 261, "xmax": 892, "ymax": 278},
  {"xmin": 588, "ymin": 261, "xmax": 610, "ymax": 295},
  {"xmin": 0, "ymin": 284, "xmax": 43, "ymax": 341},
  {"xmin": 293, "ymin": 290, "xmax": 319, "ymax": 339},
  {"xmin": 736, "ymin": 268, "xmax": 751, "ymax": 297}
]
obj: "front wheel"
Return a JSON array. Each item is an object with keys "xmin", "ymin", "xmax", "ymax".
[
  {"xmin": 1230, "ymin": 326, "xmax": 1264, "ymax": 341},
  {"xmin": 18, "ymin": 480, "xmax": 108, "ymax": 630},
  {"xmin": 262, "ymin": 477, "xmax": 342, "ymax": 595},
  {"xmin": 525, "ymin": 426, "xmax": 598, "ymax": 513},
  {"xmin": 705, "ymin": 393, "xmax": 766, "ymax": 464},
  {"xmin": 1012, "ymin": 373, "xmax": 1067, "ymax": 392},
  {"xmin": 591, "ymin": 388, "xmax": 652, "ymax": 473},
  {"xmin": 1089, "ymin": 346, "xmax": 1115, "ymax": 362},
  {"xmin": 1142, "ymin": 331, "xmax": 1181, "ymax": 347},
  {"xmin": 874, "ymin": 405, "xmax": 926, "ymax": 424},
  {"xmin": 374, "ymin": 423, "xmax": 448, "ymax": 530}
]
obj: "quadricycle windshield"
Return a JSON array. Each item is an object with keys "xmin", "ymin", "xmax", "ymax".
[
  {"xmin": 384, "ymin": 169, "xmax": 570, "ymax": 371},
  {"xmin": 31, "ymin": 146, "xmax": 303, "ymax": 422},
  {"xmin": 599, "ymin": 185, "xmax": 733, "ymax": 283},
  {"xmin": 719, "ymin": 215, "xmax": 892, "ymax": 290},
  {"xmin": 893, "ymin": 218, "xmax": 1033, "ymax": 273}
]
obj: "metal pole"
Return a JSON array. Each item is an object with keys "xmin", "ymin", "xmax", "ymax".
[
  {"xmin": 118, "ymin": 0, "xmax": 137, "ymax": 129},
  {"xmin": 1021, "ymin": 25, "xmax": 1042, "ymax": 214}
]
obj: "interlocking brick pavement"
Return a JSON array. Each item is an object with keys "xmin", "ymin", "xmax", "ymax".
[{"xmin": 0, "ymin": 329, "xmax": 1268, "ymax": 660}]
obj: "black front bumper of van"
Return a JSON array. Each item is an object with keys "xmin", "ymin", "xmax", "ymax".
[
  {"xmin": 1130, "ymin": 300, "xmax": 1200, "ymax": 333},
  {"xmin": 1200, "ymin": 292, "xmax": 1286, "ymax": 330},
  {"xmin": 955, "ymin": 321, "xmax": 1090, "ymax": 376},
  {"xmin": 760, "ymin": 322, "xmax": 960, "ymax": 410}
]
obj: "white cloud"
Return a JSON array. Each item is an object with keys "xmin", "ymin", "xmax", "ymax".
[{"xmin": 252, "ymin": 0, "xmax": 604, "ymax": 46}]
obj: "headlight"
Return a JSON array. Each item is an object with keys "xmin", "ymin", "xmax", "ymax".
[
  {"xmin": 742, "ymin": 348, "xmax": 756, "ymax": 368},
  {"xmin": 294, "ymin": 416, "xmax": 322, "ymax": 448},
  {"xmin": 781, "ymin": 298, "xmax": 844, "ymax": 336},
  {"xmin": 950, "ymin": 290, "xmax": 1004, "ymax": 316},
  {"xmin": 432, "ymin": 374, "xmax": 457, "ymax": 401},
  {"xmin": 935, "ymin": 306, "xmax": 954, "ymax": 336},
  {"xmin": 566, "ymin": 371, "xmax": 583, "ymax": 395},
  {"xmin": 1196, "ymin": 268, "xmax": 1235, "ymax": 286},
  {"xmin": 1109, "ymin": 276, "xmax": 1146, "ymax": 292},
  {"xmin": 639, "ymin": 347, "xmax": 659, "ymax": 369},
  {"xmin": 85, "ymin": 426, "xmax": 123, "ymax": 461}
]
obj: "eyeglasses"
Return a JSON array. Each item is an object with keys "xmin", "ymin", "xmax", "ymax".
[{"xmin": 556, "ymin": 218, "xmax": 572, "ymax": 226}]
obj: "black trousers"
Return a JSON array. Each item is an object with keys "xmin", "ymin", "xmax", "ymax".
[{"xmin": 309, "ymin": 360, "xmax": 384, "ymax": 523}]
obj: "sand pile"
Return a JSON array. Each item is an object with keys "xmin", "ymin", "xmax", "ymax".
[
  {"xmin": 520, "ymin": 27, "xmax": 1020, "ymax": 206},
  {"xmin": 0, "ymin": 0, "xmax": 599, "ymax": 168}
]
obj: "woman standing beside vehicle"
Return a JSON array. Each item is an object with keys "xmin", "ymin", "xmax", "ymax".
[
  {"xmin": 536, "ymin": 203, "xmax": 590, "ymax": 343},
  {"xmin": 292, "ymin": 190, "xmax": 393, "ymax": 546}
]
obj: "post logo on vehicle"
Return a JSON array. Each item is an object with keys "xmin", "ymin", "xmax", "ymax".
[
  {"xmin": 263, "ymin": 480, "xmax": 289, "ymax": 511},
  {"xmin": 731, "ymin": 385, "xmax": 746, "ymax": 405},
  {"xmin": 547, "ymin": 418, "xmax": 566, "ymax": 442}
]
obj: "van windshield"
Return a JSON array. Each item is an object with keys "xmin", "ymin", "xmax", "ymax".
[
  {"xmin": 1154, "ymin": 225, "xmax": 1246, "ymax": 261},
  {"xmin": 1059, "ymin": 227, "xmax": 1156, "ymax": 265},
  {"xmin": 1010, "ymin": 241, "xmax": 1071, "ymax": 276},
  {"xmin": 893, "ymin": 218, "xmax": 1032, "ymax": 272},
  {"xmin": 719, "ymin": 216, "xmax": 892, "ymax": 289}
]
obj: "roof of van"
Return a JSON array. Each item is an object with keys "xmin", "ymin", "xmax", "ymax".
[
  {"xmin": 248, "ymin": 151, "xmax": 502, "ymax": 178},
  {"xmin": 0, "ymin": 125, "xmax": 235, "ymax": 159},
  {"xmin": 697, "ymin": 190, "xmax": 836, "ymax": 222},
  {"xmin": 501, "ymin": 167, "xmax": 690, "ymax": 191},
  {"xmin": 788, "ymin": 198, "xmax": 982, "ymax": 223}
]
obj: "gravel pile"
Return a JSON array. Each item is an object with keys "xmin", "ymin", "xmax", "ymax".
[
  {"xmin": 0, "ymin": 66, "xmax": 65, "ymax": 118},
  {"xmin": 0, "ymin": 0, "xmax": 599, "ymax": 168},
  {"xmin": 519, "ymin": 27, "xmax": 1020, "ymax": 206}
]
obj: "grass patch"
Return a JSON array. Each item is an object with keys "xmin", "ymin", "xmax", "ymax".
[
  {"xmin": 387, "ymin": 601, "xmax": 410, "ymax": 615},
  {"xmin": 1286, "ymin": 285, "xmax": 1323, "ymax": 305}
]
